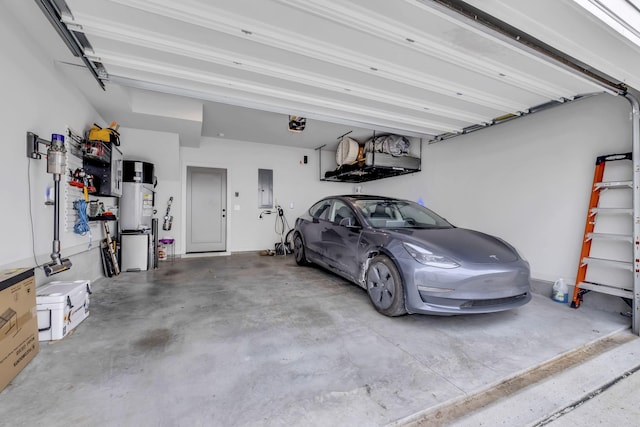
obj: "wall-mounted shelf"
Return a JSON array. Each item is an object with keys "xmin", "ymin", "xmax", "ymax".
[
  {"xmin": 83, "ymin": 140, "xmax": 111, "ymax": 164},
  {"xmin": 88, "ymin": 215, "xmax": 117, "ymax": 221}
]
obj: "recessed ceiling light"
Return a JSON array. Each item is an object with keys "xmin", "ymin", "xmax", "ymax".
[{"xmin": 218, "ymin": 132, "xmax": 225, "ymax": 137}]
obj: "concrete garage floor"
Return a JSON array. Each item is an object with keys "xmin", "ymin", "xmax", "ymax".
[{"xmin": 0, "ymin": 253, "xmax": 637, "ymax": 426}]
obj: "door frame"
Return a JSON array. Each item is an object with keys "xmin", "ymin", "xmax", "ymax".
[{"xmin": 181, "ymin": 163, "xmax": 230, "ymax": 256}]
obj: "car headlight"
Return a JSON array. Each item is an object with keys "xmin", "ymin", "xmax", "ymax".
[{"xmin": 402, "ymin": 242, "xmax": 459, "ymax": 269}]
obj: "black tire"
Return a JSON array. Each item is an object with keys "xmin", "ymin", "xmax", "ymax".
[
  {"xmin": 285, "ymin": 229, "xmax": 295, "ymax": 253},
  {"xmin": 366, "ymin": 255, "xmax": 406, "ymax": 316},
  {"xmin": 293, "ymin": 233, "xmax": 309, "ymax": 266}
]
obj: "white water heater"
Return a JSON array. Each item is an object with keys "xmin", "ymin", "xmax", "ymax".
[{"xmin": 120, "ymin": 161, "xmax": 155, "ymax": 232}]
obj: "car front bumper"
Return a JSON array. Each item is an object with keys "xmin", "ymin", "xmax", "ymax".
[{"xmin": 399, "ymin": 258, "xmax": 532, "ymax": 315}]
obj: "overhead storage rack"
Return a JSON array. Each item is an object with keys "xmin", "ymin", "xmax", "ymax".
[
  {"xmin": 321, "ymin": 151, "xmax": 421, "ymax": 183},
  {"xmin": 317, "ymin": 135, "xmax": 422, "ymax": 183}
]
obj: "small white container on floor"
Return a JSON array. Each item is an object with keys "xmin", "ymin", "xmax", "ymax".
[{"xmin": 551, "ymin": 278, "xmax": 569, "ymax": 303}]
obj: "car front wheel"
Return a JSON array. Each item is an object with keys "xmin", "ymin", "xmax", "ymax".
[
  {"xmin": 293, "ymin": 233, "xmax": 309, "ymax": 266},
  {"xmin": 366, "ymin": 255, "xmax": 406, "ymax": 316}
]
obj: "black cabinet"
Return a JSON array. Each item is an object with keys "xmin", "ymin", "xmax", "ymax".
[{"xmin": 83, "ymin": 141, "xmax": 123, "ymax": 197}]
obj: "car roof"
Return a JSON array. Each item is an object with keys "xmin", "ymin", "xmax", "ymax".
[{"xmin": 334, "ymin": 194, "xmax": 404, "ymax": 202}]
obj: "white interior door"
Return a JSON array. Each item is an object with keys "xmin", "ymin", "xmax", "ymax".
[{"xmin": 186, "ymin": 167, "xmax": 227, "ymax": 252}]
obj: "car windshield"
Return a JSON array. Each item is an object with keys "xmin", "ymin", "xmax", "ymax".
[{"xmin": 353, "ymin": 199, "xmax": 453, "ymax": 229}]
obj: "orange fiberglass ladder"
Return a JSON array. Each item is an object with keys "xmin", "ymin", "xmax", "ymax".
[{"xmin": 571, "ymin": 152, "xmax": 634, "ymax": 311}]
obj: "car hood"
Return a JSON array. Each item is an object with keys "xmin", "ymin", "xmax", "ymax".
[{"xmin": 388, "ymin": 228, "xmax": 520, "ymax": 263}]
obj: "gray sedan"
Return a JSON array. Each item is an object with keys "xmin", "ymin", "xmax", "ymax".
[{"xmin": 292, "ymin": 195, "xmax": 531, "ymax": 316}]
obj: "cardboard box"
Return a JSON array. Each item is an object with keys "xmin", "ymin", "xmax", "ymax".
[
  {"xmin": 0, "ymin": 308, "xmax": 17, "ymax": 336},
  {"xmin": 0, "ymin": 268, "xmax": 39, "ymax": 392},
  {"xmin": 37, "ymin": 280, "xmax": 91, "ymax": 341}
]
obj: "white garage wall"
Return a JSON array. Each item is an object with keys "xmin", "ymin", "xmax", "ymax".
[
  {"xmin": 113, "ymin": 130, "xmax": 353, "ymax": 255},
  {"xmin": 0, "ymin": 4, "xmax": 105, "ymax": 283},
  {"xmin": 181, "ymin": 137, "xmax": 353, "ymax": 253},
  {"xmin": 371, "ymin": 94, "xmax": 633, "ymax": 282}
]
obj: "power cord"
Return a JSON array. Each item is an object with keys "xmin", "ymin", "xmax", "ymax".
[
  {"xmin": 258, "ymin": 205, "xmax": 292, "ymax": 256},
  {"xmin": 274, "ymin": 205, "xmax": 292, "ymax": 255},
  {"xmin": 73, "ymin": 199, "xmax": 92, "ymax": 248},
  {"xmin": 27, "ymin": 158, "xmax": 41, "ymax": 268}
]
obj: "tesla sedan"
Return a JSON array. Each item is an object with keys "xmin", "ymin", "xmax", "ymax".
[{"xmin": 292, "ymin": 195, "xmax": 531, "ymax": 316}]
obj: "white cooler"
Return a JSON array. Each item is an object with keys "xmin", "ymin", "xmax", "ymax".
[{"xmin": 36, "ymin": 280, "xmax": 91, "ymax": 341}]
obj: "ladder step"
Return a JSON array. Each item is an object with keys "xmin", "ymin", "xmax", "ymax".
[
  {"xmin": 596, "ymin": 152, "xmax": 632, "ymax": 164},
  {"xmin": 581, "ymin": 257, "xmax": 633, "ymax": 271},
  {"xmin": 585, "ymin": 232, "xmax": 633, "ymax": 243},
  {"xmin": 594, "ymin": 180, "xmax": 633, "ymax": 190},
  {"xmin": 576, "ymin": 281, "xmax": 633, "ymax": 299},
  {"xmin": 589, "ymin": 208, "xmax": 633, "ymax": 216}
]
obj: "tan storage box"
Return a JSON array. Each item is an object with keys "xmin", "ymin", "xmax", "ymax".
[{"xmin": 0, "ymin": 268, "xmax": 39, "ymax": 392}]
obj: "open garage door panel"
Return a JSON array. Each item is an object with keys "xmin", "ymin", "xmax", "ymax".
[{"xmin": 39, "ymin": 0, "xmax": 623, "ymax": 146}]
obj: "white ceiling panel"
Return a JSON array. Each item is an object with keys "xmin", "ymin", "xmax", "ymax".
[
  {"xmin": 463, "ymin": 0, "xmax": 640, "ymax": 91},
  {"xmin": 16, "ymin": 0, "xmax": 633, "ymax": 148}
]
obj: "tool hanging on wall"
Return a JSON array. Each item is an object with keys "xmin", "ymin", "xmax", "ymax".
[
  {"xmin": 163, "ymin": 196, "xmax": 174, "ymax": 231},
  {"xmin": 26, "ymin": 132, "xmax": 73, "ymax": 276},
  {"xmin": 73, "ymin": 199, "xmax": 91, "ymax": 236},
  {"xmin": 69, "ymin": 168, "xmax": 96, "ymax": 194}
]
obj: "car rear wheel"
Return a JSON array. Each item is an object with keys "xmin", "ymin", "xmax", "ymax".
[
  {"xmin": 293, "ymin": 233, "xmax": 309, "ymax": 266},
  {"xmin": 366, "ymin": 255, "xmax": 406, "ymax": 316}
]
